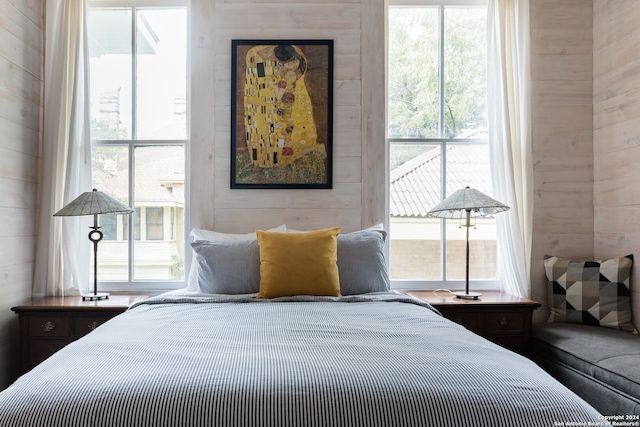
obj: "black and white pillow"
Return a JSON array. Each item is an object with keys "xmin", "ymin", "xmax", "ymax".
[{"xmin": 544, "ymin": 254, "xmax": 636, "ymax": 332}]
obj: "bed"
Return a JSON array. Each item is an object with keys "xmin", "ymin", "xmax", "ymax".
[{"xmin": 0, "ymin": 227, "xmax": 608, "ymax": 426}]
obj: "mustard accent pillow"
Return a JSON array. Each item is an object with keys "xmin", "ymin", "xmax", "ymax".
[{"xmin": 256, "ymin": 227, "xmax": 342, "ymax": 298}]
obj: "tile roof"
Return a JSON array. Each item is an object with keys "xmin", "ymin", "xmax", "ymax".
[
  {"xmin": 93, "ymin": 145, "xmax": 184, "ymax": 206},
  {"xmin": 390, "ymin": 144, "xmax": 492, "ymax": 218}
]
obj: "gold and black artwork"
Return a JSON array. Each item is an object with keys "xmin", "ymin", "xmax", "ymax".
[{"xmin": 231, "ymin": 40, "xmax": 333, "ymax": 189}]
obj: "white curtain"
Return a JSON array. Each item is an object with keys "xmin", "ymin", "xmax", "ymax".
[
  {"xmin": 486, "ymin": 0, "xmax": 532, "ymax": 297},
  {"xmin": 33, "ymin": 0, "xmax": 92, "ymax": 297}
]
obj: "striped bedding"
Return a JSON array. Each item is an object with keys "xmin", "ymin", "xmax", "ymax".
[{"xmin": 0, "ymin": 291, "xmax": 606, "ymax": 427}]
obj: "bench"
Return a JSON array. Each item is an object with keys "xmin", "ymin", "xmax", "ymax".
[{"xmin": 532, "ymin": 322, "xmax": 640, "ymax": 415}]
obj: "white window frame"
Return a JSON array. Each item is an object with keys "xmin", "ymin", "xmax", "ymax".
[
  {"xmin": 386, "ymin": 0, "xmax": 499, "ymax": 292},
  {"xmin": 89, "ymin": 0, "xmax": 189, "ymax": 292}
]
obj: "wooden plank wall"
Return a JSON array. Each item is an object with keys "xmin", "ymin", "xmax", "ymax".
[
  {"xmin": 529, "ymin": 0, "xmax": 594, "ymax": 320},
  {"xmin": 189, "ymin": 0, "xmax": 385, "ymax": 236},
  {"xmin": 0, "ymin": 0, "xmax": 42, "ymax": 388},
  {"xmin": 592, "ymin": 1, "xmax": 640, "ymax": 329}
]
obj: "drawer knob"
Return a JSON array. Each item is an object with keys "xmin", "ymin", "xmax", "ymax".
[
  {"xmin": 498, "ymin": 316, "xmax": 510, "ymax": 327},
  {"xmin": 41, "ymin": 321, "xmax": 56, "ymax": 332},
  {"xmin": 87, "ymin": 321, "xmax": 100, "ymax": 331}
]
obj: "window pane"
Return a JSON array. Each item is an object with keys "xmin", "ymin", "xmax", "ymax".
[
  {"xmin": 389, "ymin": 144, "xmax": 442, "ymax": 280},
  {"xmin": 92, "ymin": 145, "xmax": 130, "ymax": 280},
  {"xmin": 92, "ymin": 145, "xmax": 129, "ymax": 192},
  {"xmin": 444, "ymin": 7, "xmax": 487, "ymax": 138},
  {"xmin": 445, "ymin": 218, "xmax": 497, "ymax": 281},
  {"xmin": 387, "ymin": 7, "xmax": 440, "ymax": 139},
  {"xmin": 88, "ymin": 9, "xmax": 133, "ymax": 140},
  {"xmin": 136, "ymin": 9, "xmax": 187, "ymax": 140},
  {"xmin": 133, "ymin": 145, "xmax": 185, "ymax": 280},
  {"xmin": 146, "ymin": 207, "xmax": 164, "ymax": 240}
]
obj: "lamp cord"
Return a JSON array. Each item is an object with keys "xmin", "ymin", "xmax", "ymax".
[{"xmin": 432, "ymin": 288, "xmax": 454, "ymax": 296}]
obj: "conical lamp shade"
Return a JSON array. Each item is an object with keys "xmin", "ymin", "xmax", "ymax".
[
  {"xmin": 426, "ymin": 187, "xmax": 509, "ymax": 219},
  {"xmin": 54, "ymin": 189, "xmax": 133, "ymax": 217}
]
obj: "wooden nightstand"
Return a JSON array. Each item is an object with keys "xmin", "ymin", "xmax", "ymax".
[
  {"xmin": 407, "ymin": 290, "xmax": 541, "ymax": 355},
  {"xmin": 11, "ymin": 295, "xmax": 147, "ymax": 373}
]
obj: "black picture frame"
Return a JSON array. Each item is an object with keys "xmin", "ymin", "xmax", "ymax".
[{"xmin": 230, "ymin": 39, "xmax": 333, "ymax": 189}]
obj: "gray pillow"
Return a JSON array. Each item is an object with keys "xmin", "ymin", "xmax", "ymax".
[
  {"xmin": 338, "ymin": 229, "xmax": 390, "ymax": 295},
  {"xmin": 189, "ymin": 240, "xmax": 260, "ymax": 294}
]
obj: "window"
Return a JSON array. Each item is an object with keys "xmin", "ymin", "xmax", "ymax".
[
  {"xmin": 88, "ymin": 2, "xmax": 187, "ymax": 289},
  {"xmin": 387, "ymin": 1, "xmax": 497, "ymax": 290},
  {"xmin": 145, "ymin": 207, "xmax": 164, "ymax": 240}
]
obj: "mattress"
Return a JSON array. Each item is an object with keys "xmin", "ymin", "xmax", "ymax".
[{"xmin": 0, "ymin": 291, "xmax": 607, "ymax": 427}]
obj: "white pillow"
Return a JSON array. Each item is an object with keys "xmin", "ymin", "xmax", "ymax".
[
  {"xmin": 190, "ymin": 224, "xmax": 286, "ymax": 242},
  {"xmin": 286, "ymin": 223, "xmax": 383, "ymax": 233}
]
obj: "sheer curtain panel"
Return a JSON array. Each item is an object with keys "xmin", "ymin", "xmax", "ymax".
[
  {"xmin": 33, "ymin": 0, "xmax": 92, "ymax": 297},
  {"xmin": 486, "ymin": 0, "xmax": 532, "ymax": 297}
]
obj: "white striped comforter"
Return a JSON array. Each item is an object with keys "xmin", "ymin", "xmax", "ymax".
[{"xmin": 0, "ymin": 292, "xmax": 606, "ymax": 427}]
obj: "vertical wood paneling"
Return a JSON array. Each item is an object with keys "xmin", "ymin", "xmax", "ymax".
[
  {"xmin": 593, "ymin": 0, "xmax": 640, "ymax": 328},
  {"xmin": 530, "ymin": 0, "xmax": 593, "ymax": 316},
  {"xmin": 189, "ymin": 0, "xmax": 368, "ymax": 235},
  {"xmin": 360, "ymin": 0, "xmax": 385, "ymax": 228},
  {"xmin": 0, "ymin": 0, "xmax": 42, "ymax": 390},
  {"xmin": 188, "ymin": 0, "xmax": 216, "ymax": 233}
]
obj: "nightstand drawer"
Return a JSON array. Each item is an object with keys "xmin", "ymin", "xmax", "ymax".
[
  {"xmin": 74, "ymin": 315, "xmax": 114, "ymax": 337},
  {"xmin": 28, "ymin": 339, "xmax": 71, "ymax": 365},
  {"xmin": 483, "ymin": 311, "xmax": 525, "ymax": 333},
  {"xmin": 445, "ymin": 312, "xmax": 480, "ymax": 333},
  {"xmin": 28, "ymin": 316, "xmax": 72, "ymax": 337}
]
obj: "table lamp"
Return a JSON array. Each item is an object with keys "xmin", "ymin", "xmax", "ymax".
[
  {"xmin": 54, "ymin": 189, "xmax": 134, "ymax": 301},
  {"xmin": 426, "ymin": 186, "xmax": 509, "ymax": 299}
]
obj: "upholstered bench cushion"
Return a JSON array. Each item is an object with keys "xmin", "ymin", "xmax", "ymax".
[{"xmin": 532, "ymin": 322, "xmax": 640, "ymax": 400}]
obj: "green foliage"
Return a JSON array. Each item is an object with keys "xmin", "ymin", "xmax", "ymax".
[{"xmin": 388, "ymin": 6, "xmax": 487, "ymax": 139}]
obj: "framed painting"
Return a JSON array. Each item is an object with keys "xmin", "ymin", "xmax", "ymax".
[{"xmin": 230, "ymin": 39, "xmax": 334, "ymax": 189}]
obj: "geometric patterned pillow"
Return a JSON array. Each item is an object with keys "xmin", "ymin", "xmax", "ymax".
[{"xmin": 544, "ymin": 255, "xmax": 636, "ymax": 333}]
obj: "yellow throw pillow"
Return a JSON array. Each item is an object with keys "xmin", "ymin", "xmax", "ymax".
[{"xmin": 256, "ymin": 227, "xmax": 342, "ymax": 298}]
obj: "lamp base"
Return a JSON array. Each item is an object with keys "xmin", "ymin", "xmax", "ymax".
[
  {"xmin": 81, "ymin": 292, "xmax": 110, "ymax": 301},
  {"xmin": 453, "ymin": 291, "xmax": 482, "ymax": 300}
]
